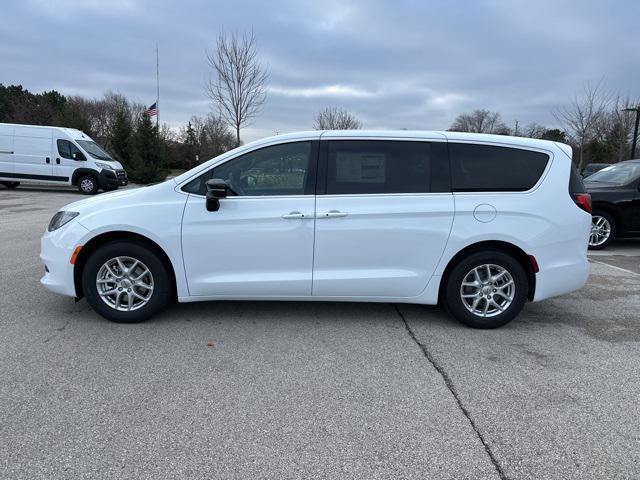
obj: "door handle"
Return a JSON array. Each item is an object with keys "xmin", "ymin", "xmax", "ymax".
[
  {"xmin": 56, "ymin": 158, "xmax": 60, "ymax": 164},
  {"xmin": 282, "ymin": 211, "xmax": 307, "ymax": 219},
  {"xmin": 45, "ymin": 157, "xmax": 50, "ymax": 164},
  {"xmin": 319, "ymin": 210, "xmax": 348, "ymax": 218}
]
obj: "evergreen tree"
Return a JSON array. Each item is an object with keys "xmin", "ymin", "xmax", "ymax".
[
  {"xmin": 541, "ymin": 129, "xmax": 568, "ymax": 143},
  {"xmin": 183, "ymin": 121, "xmax": 199, "ymax": 168},
  {"xmin": 111, "ymin": 109, "xmax": 133, "ymax": 166},
  {"xmin": 128, "ymin": 114, "xmax": 167, "ymax": 184}
]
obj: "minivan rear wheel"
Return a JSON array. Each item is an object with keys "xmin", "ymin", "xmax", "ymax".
[
  {"xmin": 444, "ymin": 250, "xmax": 528, "ymax": 329},
  {"xmin": 2, "ymin": 181, "xmax": 20, "ymax": 189},
  {"xmin": 82, "ymin": 240, "xmax": 171, "ymax": 323},
  {"xmin": 77, "ymin": 174, "xmax": 98, "ymax": 195}
]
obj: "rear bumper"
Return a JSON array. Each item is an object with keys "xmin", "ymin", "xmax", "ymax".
[
  {"xmin": 98, "ymin": 169, "xmax": 128, "ymax": 189},
  {"xmin": 533, "ymin": 258, "xmax": 590, "ymax": 301},
  {"xmin": 532, "ymin": 211, "xmax": 591, "ymax": 302}
]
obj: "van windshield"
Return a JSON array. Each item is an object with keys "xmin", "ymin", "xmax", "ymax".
[{"xmin": 76, "ymin": 140, "xmax": 113, "ymax": 161}]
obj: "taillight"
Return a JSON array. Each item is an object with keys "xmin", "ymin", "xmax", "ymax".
[{"xmin": 572, "ymin": 193, "xmax": 592, "ymax": 214}]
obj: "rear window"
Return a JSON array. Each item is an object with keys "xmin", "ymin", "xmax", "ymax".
[{"xmin": 449, "ymin": 143, "xmax": 550, "ymax": 192}]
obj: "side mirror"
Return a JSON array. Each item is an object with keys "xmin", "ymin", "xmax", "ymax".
[
  {"xmin": 72, "ymin": 152, "xmax": 86, "ymax": 161},
  {"xmin": 205, "ymin": 178, "xmax": 228, "ymax": 212}
]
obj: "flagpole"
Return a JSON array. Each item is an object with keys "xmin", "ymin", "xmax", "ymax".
[{"xmin": 156, "ymin": 42, "xmax": 160, "ymax": 128}]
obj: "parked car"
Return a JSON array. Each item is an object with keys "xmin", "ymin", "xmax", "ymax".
[
  {"xmin": 0, "ymin": 123, "xmax": 127, "ymax": 194},
  {"xmin": 40, "ymin": 131, "xmax": 591, "ymax": 329},
  {"xmin": 585, "ymin": 159, "xmax": 640, "ymax": 249},
  {"xmin": 581, "ymin": 162, "xmax": 609, "ymax": 178}
]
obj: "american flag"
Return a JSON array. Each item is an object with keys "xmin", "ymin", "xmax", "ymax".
[{"xmin": 144, "ymin": 102, "xmax": 158, "ymax": 117}]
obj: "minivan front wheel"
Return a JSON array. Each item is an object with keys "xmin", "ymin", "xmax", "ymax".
[
  {"xmin": 77, "ymin": 175, "xmax": 98, "ymax": 195},
  {"xmin": 444, "ymin": 251, "xmax": 528, "ymax": 329},
  {"xmin": 2, "ymin": 181, "xmax": 20, "ymax": 189},
  {"xmin": 82, "ymin": 240, "xmax": 171, "ymax": 323}
]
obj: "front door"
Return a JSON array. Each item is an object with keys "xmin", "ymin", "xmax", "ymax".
[
  {"xmin": 181, "ymin": 141, "xmax": 318, "ymax": 297},
  {"xmin": 54, "ymin": 138, "xmax": 85, "ymax": 181},
  {"xmin": 631, "ymin": 177, "xmax": 640, "ymax": 231},
  {"xmin": 312, "ymin": 138, "xmax": 454, "ymax": 298}
]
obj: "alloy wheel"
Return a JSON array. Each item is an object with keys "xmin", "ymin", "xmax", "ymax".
[
  {"xmin": 460, "ymin": 264, "xmax": 515, "ymax": 317},
  {"xmin": 96, "ymin": 256, "xmax": 154, "ymax": 311},
  {"xmin": 589, "ymin": 215, "xmax": 611, "ymax": 247}
]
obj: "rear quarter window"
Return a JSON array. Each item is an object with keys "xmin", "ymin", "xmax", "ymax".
[
  {"xmin": 569, "ymin": 164, "xmax": 586, "ymax": 193},
  {"xmin": 449, "ymin": 143, "xmax": 550, "ymax": 192}
]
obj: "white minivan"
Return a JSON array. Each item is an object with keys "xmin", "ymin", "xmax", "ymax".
[
  {"xmin": 40, "ymin": 131, "xmax": 592, "ymax": 328},
  {"xmin": 0, "ymin": 123, "xmax": 127, "ymax": 194}
]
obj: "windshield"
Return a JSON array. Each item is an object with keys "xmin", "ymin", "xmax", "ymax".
[
  {"xmin": 76, "ymin": 140, "xmax": 113, "ymax": 161},
  {"xmin": 586, "ymin": 163, "xmax": 640, "ymax": 184}
]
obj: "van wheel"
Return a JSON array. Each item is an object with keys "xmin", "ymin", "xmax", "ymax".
[
  {"xmin": 77, "ymin": 175, "xmax": 98, "ymax": 195},
  {"xmin": 2, "ymin": 181, "xmax": 20, "ymax": 189},
  {"xmin": 588, "ymin": 210, "xmax": 615, "ymax": 250},
  {"xmin": 444, "ymin": 250, "xmax": 528, "ymax": 329},
  {"xmin": 82, "ymin": 240, "xmax": 171, "ymax": 323}
]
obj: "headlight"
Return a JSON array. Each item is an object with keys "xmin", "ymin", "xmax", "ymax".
[
  {"xmin": 48, "ymin": 211, "xmax": 79, "ymax": 232},
  {"xmin": 95, "ymin": 161, "xmax": 114, "ymax": 170}
]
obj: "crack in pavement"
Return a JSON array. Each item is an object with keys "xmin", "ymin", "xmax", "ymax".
[
  {"xmin": 393, "ymin": 304, "xmax": 509, "ymax": 480},
  {"xmin": 42, "ymin": 316, "xmax": 73, "ymax": 344}
]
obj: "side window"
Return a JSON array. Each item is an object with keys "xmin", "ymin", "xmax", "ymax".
[
  {"xmin": 182, "ymin": 141, "xmax": 312, "ymax": 196},
  {"xmin": 57, "ymin": 140, "xmax": 85, "ymax": 160},
  {"xmin": 449, "ymin": 143, "xmax": 550, "ymax": 192},
  {"xmin": 326, "ymin": 140, "xmax": 434, "ymax": 194},
  {"xmin": 57, "ymin": 140, "xmax": 72, "ymax": 159}
]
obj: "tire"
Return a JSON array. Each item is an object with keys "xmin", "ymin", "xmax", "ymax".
[
  {"xmin": 77, "ymin": 174, "xmax": 98, "ymax": 195},
  {"xmin": 588, "ymin": 210, "xmax": 615, "ymax": 250},
  {"xmin": 443, "ymin": 250, "xmax": 528, "ymax": 329},
  {"xmin": 2, "ymin": 181, "xmax": 20, "ymax": 189},
  {"xmin": 82, "ymin": 240, "xmax": 171, "ymax": 323}
]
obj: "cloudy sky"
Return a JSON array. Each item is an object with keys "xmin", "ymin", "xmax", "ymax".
[{"xmin": 2, "ymin": 0, "xmax": 639, "ymax": 141}]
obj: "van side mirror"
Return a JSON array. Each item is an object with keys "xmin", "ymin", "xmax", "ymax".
[
  {"xmin": 205, "ymin": 178, "xmax": 228, "ymax": 212},
  {"xmin": 72, "ymin": 152, "xmax": 86, "ymax": 161}
]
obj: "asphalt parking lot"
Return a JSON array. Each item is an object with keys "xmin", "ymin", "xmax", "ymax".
[{"xmin": 1, "ymin": 185, "xmax": 639, "ymax": 480}]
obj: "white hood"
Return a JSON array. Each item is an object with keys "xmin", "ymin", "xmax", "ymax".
[{"xmin": 61, "ymin": 180, "xmax": 175, "ymax": 214}]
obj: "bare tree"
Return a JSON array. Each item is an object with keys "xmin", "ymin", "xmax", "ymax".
[
  {"xmin": 598, "ymin": 95, "xmax": 639, "ymax": 161},
  {"xmin": 206, "ymin": 30, "xmax": 269, "ymax": 147},
  {"xmin": 520, "ymin": 123, "xmax": 547, "ymax": 139},
  {"xmin": 449, "ymin": 109, "xmax": 510, "ymax": 134},
  {"xmin": 201, "ymin": 113, "xmax": 235, "ymax": 158},
  {"xmin": 554, "ymin": 82, "xmax": 610, "ymax": 168},
  {"xmin": 314, "ymin": 106, "xmax": 362, "ymax": 130}
]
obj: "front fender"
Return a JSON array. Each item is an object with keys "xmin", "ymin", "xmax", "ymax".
[{"xmin": 74, "ymin": 186, "xmax": 190, "ymax": 297}]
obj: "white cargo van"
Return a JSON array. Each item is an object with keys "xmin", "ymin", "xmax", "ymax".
[{"xmin": 0, "ymin": 123, "xmax": 127, "ymax": 194}]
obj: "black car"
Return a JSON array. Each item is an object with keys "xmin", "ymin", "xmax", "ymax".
[
  {"xmin": 585, "ymin": 159, "xmax": 640, "ymax": 249},
  {"xmin": 581, "ymin": 162, "xmax": 609, "ymax": 178}
]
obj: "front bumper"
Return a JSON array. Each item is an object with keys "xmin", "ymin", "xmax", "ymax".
[
  {"xmin": 98, "ymin": 169, "xmax": 128, "ymax": 189},
  {"xmin": 40, "ymin": 220, "xmax": 90, "ymax": 297}
]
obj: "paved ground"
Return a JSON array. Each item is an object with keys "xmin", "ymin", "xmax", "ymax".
[
  {"xmin": 1, "ymin": 185, "xmax": 639, "ymax": 480},
  {"xmin": 588, "ymin": 240, "xmax": 640, "ymax": 275}
]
